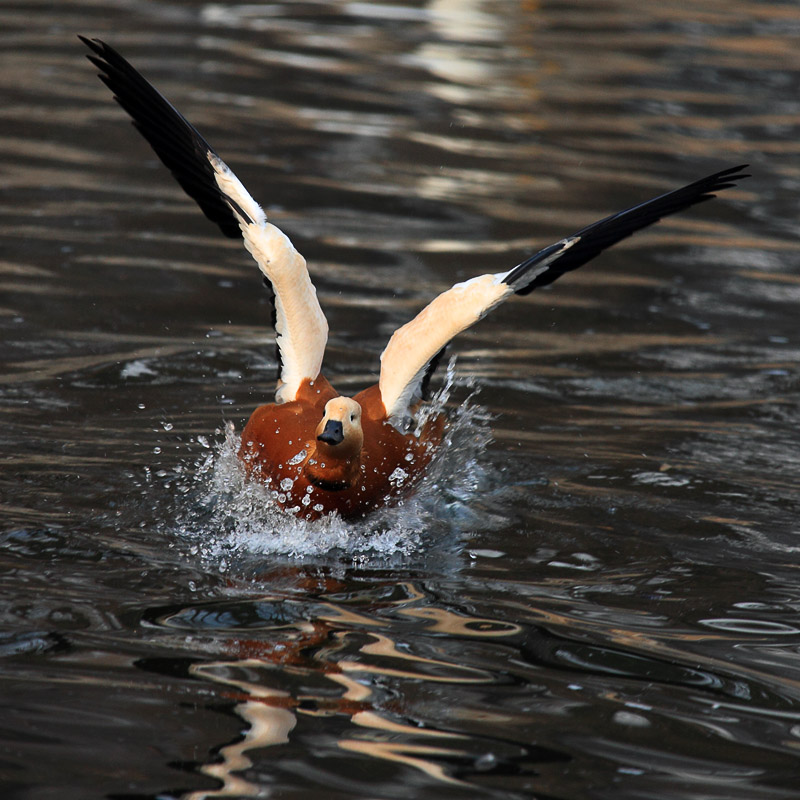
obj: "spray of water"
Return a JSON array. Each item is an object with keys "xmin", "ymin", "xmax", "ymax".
[{"xmin": 174, "ymin": 362, "xmax": 499, "ymax": 566}]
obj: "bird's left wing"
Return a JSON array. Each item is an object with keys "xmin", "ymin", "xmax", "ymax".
[
  {"xmin": 379, "ymin": 165, "xmax": 749, "ymax": 421},
  {"xmin": 80, "ymin": 37, "xmax": 328, "ymax": 403}
]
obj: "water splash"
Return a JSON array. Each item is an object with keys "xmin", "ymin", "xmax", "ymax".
[{"xmin": 174, "ymin": 364, "xmax": 499, "ymax": 567}]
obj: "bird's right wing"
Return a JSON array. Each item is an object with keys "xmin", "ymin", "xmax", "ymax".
[
  {"xmin": 81, "ymin": 37, "xmax": 328, "ymax": 403},
  {"xmin": 379, "ymin": 165, "xmax": 749, "ymax": 421}
]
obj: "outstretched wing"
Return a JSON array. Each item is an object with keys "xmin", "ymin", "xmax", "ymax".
[
  {"xmin": 379, "ymin": 165, "xmax": 749, "ymax": 421},
  {"xmin": 81, "ymin": 37, "xmax": 328, "ymax": 403}
]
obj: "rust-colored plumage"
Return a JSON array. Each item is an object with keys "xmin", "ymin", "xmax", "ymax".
[
  {"xmin": 82, "ymin": 37, "xmax": 749, "ymax": 520},
  {"xmin": 239, "ymin": 378, "xmax": 442, "ymax": 519}
]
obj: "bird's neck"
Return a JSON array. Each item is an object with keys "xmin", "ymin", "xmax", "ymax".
[{"xmin": 303, "ymin": 441, "xmax": 362, "ymax": 491}]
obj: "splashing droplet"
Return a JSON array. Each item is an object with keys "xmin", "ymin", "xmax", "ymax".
[
  {"xmin": 388, "ymin": 467, "xmax": 408, "ymax": 487},
  {"xmin": 287, "ymin": 449, "xmax": 307, "ymax": 466}
]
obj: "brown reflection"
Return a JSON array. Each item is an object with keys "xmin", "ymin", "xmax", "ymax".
[
  {"xmin": 338, "ymin": 739, "xmax": 470, "ymax": 786},
  {"xmin": 340, "ymin": 631, "xmax": 494, "ymax": 682},
  {"xmin": 398, "ymin": 604, "xmax": 522, "ymax": 636},
  {"xmin": 185, "ymin": 660, "xmax": 297, "ymax": 800},
  {"xmin": 177, "ymin": 571, "xmax": 520, "ymax": 796}
]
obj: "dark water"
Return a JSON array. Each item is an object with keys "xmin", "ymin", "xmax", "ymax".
[{"xmin": 2, "ymin": 1, "xmax": 800, "ymax": 798}]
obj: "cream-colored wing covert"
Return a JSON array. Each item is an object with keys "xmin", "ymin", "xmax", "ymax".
[
  {"xmin": 379, "ymin": 239, "xmax": 576, "ymax": 421},
  {"xmin": 81, "ymin": 37, "xmax": 327, "ymax": 403},
  {"xmin": 379, "ymin": 164, "xmax": 749, "ymax": 421}
]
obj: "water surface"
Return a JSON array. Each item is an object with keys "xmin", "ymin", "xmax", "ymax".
[{"xmin": 2, "ymin": 1, "xmax": 800, "ymax": 798}]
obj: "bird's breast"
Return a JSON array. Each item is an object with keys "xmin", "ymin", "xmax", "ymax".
[{"xmin": 238, "ymin": 383, "xmax": 443, "ymax": 519}]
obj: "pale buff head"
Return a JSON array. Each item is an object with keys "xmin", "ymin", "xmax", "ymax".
[{"xmin": 314, "ymin": 397, "xmax": 363, "ymax": 457}]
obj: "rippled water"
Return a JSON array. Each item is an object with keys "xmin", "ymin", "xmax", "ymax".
[{"xmin": 2, "ymin": 1, "xmax": 800, "ymax": 798}]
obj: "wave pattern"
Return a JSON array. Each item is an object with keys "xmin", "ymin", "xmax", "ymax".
[{"xmin": 1, "ymin": 1, "xmax": 800, "ymax": 798}]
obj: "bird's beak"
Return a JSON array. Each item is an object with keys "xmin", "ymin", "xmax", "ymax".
[{"xmin": 317, "ymin": 419, "xmax": 344, "ymax": 445}]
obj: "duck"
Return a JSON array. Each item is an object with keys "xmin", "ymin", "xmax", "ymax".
[{"xmin": 81, "ymin": 37, "xmax": 749, "ymax": 520}]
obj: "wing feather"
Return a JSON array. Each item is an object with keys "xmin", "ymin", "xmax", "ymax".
[
  {"xmin": 81, "ymin": 37, "xmax": 327, "ymax": 402},
  {"xmin": 379, "ymin": 239, "xmax": 576, "ymax": 420},
  {"xmin": 379, "ymin": 166, "xmax": 749, "ymax": 420}
]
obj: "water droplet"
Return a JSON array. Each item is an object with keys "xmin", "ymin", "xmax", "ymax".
[
  {"xmin": 301, "ymin": 495, "xmax": 311, "ymax": 506},
  {"xmin": 197, "ymin": 435, "xmax": 209, "ymax": 449},
  {"xmin": 280, "ymin": 478, "xmax": 294, "ymax": 491},
  {"xmin": 287, "ymin": 449, "xmax": 307, "ymax": 465},
  {"xmin": 388, "ymin": 467, "xmax": 408, "ymax": 487},
  {"xmin": 474, "ymin": 753, "xmax": 497, "ymax": 772},
  {"xmin": 404, "ymin": 452, "xmax": 414, "ymax": 462},
  {"xmin": 613, "ymin": 711, "xmax": 650, "ymax": 728},
  {"xmin": 162, "ymin": 422, "xmax": 174, "ymax": 431},
  {"xmin": 313, "ymin": 503, "xmax": 324, "ymax": 512},
  {"xmin": 137, "ymin": 403, "xmax": 146, "ymax": 410},
  {"xmin": 153, "ymin": 446, "xmax": 161, "ymax": 454}
]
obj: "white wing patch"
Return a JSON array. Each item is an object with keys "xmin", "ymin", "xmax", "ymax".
[
  {"xmin": 210, "ymin": 156, "xmax": 328, "ymax": 403},
  {"xmin": 379, "ymin": 274, "xmax": 511, "ymax": 421},
  {"xmin": 379, "ymin": 237, "xmax": 579, "ymax": 421}
]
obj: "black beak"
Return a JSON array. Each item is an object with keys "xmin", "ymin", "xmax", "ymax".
[{"xmin": 317, "ymin": 419, "xmax": 344, "ymax": 446}]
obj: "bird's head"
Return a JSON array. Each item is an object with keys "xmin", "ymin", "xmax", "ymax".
[{"xmin": 314, "ymin": 397, "xmax": 364, "ymax": 458}]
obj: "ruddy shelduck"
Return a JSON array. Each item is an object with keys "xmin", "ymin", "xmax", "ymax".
[{"xmin": 81, "ymin": 38, "xmax": 749, "ymax": 520}]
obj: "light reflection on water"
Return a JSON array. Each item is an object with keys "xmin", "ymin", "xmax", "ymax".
[{"xmin": 1, "ymin": 0, "xmax": 800, "ymax": 798}]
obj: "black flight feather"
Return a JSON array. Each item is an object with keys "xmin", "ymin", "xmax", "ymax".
[
  {"xmin": 419, "ymin": 165, "xmax": 748, "ymax": 401},
  {"xmin": 262, "ymin": 275, "xmax": 281, "ymax": 378},
  {"xmin": 80, "ymin": 36, "xmax": 246, "ymax": 238},
  {"xmin": 504, "ymin": 164, "xmax": 750, "ymax": 295},
  {"xmin": 420, "ymin": 345, "xmax": 447, "ymax": 401}
]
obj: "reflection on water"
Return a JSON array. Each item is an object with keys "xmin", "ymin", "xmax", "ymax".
[
  {"xmin": 2, "ymin": 0, "xmax": 800, "ymax": 798},
  {"xmin": 142, "ymin": 565, "xmax": 800, "ymax": 799}
]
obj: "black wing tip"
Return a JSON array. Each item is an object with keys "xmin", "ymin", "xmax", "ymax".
[
  {"xmin": 718, "ymin": 163, "xmax": 750, "ymax": 175},
  {"xmin": 80, "ymin": 34, "xmax": 246, "ymax": 240},
  {"xmin": 699, "ymin": 163, "xmax": 751, "ymax": 195},
  {"xmin": 79, "ymin": 35, "xmax": 113, "ymax": 62},
  {"xmin": 506, "ymin": 163, "xmax": 751, "ymax": 296}
]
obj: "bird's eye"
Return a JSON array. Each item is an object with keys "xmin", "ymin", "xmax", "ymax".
[{"xmin": 350, "ymin": 414, "xmax": 355, "ymax": 422}]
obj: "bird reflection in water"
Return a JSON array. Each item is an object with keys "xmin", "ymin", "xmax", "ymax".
[{"xmin": 168, "ymin": 570, "xmax": 520, "ymax": 797}]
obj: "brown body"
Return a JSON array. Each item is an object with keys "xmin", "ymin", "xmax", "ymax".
[{"xmin": 239, "ymin": 377, "xmax": 443, "ymax": 520}]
